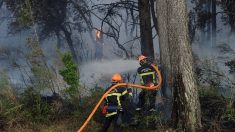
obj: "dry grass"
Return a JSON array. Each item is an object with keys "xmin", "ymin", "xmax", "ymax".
[
  {"xmin": 0, "ymin": 85, "xmax": 17, "ymax": 102},
  {"xmin": 5, "ymin": 118, "xmax": 102, "ymax": 132}
]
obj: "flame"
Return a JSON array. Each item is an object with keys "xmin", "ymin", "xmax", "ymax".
[{"xmin": 96, "ymin": 29, "xmax": 101, "ymax": 40}]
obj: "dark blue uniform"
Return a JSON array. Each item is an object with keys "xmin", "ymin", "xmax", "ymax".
[
  {"xmin": 136, "ymin": 63, "xmax": 158, "ymax": 111},
  {"xmin": 100, "ymin": 85, "xmax": 130, "ymax": 132}
]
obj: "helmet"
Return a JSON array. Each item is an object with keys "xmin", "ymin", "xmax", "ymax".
[
  {"xmin": 138, "ymin": 55, "xmax": 147, "ymax": 62},
  {"xmin": 111, "ymin": 73, "xmax": 123, "ymax": 83}
]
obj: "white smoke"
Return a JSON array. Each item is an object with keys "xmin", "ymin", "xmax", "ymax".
[{"xmin": 79, "ymin": 59, "xmax": 139, "ymax": 88}]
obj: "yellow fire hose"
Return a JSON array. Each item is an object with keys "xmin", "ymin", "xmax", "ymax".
[{"xmin": 77, "ymin": 64, "xmax": 162, "ymax": 132}]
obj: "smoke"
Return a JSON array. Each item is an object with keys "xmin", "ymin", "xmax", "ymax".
[{"xmin": 79, "ymin": 59, "xmax": 139, "ymax": 88}]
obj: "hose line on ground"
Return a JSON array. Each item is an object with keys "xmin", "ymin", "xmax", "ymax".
[{"xmin": 78, "ymin": 64, "xmax": 162, "ymax": 132}]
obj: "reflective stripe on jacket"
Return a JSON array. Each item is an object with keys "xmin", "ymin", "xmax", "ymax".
[
  {"xmin": 104, "ymin": 86, "xmax": 128, "ymax": 117},
  {"xmin": 137, "ymin": 64, "xmax": 157, "ymax": 85}
]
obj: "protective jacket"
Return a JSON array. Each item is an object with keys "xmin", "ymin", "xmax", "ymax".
[
  {"xmin": 137, "ymin": 63, "xmax": 157, "ymax": 85},
  {"xmin": 103, "ymin": 85, "xmax": 129, "ymax": 117}
]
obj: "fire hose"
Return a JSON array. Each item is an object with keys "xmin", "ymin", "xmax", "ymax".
[{"xmin": 77, "ymin": 64, "xmax": 162, "ymax": 132}]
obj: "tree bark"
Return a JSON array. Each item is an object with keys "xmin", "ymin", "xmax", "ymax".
[
  {"xmin": 156, "ymin": 0, "xmax": 172, "ymax": 99},
  {"xmin": 156, "ymin": 0, "xmax": 202, "ymax": 131},
  {"xmin": 138, "ymin": 0, "xmax": 154, "ymax": 59}
]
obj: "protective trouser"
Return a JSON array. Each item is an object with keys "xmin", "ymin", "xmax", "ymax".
[
  {"xmin": 100, "ymin": 113, "xmax": 122, "ymax": 132},
  {"xmin": 137, "ymin": 90, "xmax": 157, "ymax": 110}
]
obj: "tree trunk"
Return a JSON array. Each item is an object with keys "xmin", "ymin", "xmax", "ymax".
[
  {"xmin": 150, "ymin": 0, "xmax": 158, "ymax": 33},
  {"xmin": 156, "ymin": 0, "xmax": 172, "ymax": 99},
  {"xmin": 211, "ymin": 0, "xmax": 216, "ymax": 47},
  {"xmin": 156, "ymin": 0, "xmax": 202, "ymax": 131},
  {"xmin": 206, "ymin": 0, "xmax": 211, "ymax": 46},
  {"xmin": 138, "ymin": 0, "xmax": 154, "ymax": 59},
  {"xmin": 60, "ymin": 26, "xmax": 78, "ymax": 62}
]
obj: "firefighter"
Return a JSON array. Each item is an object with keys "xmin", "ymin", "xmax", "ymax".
[
  {"xmin": 136, "ymin": 55, "xmax": 159, "ymax": 112},
  {"xmin": 100, "ymin": 73, "xmax": 132, "ymax": 132}
]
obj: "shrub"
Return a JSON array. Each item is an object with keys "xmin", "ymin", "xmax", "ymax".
[
  {"xmin": 20, "ymin": 87, "xmax": 52, "ymax": 124},
  {"xmin": 59, "ymin": 52, "xmax": 80, "ymax": 99},
  {"xmin": 0, "ymin": 72, "xmax": 23, "ymax": 129}
]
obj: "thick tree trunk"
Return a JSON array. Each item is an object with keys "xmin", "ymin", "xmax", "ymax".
[
  {"xmin": 168, "ymin": 0, "xmax": 201, "ymax": 131},
  {"xmin": 156, "ymin": 0, "xmax": 202, "ymax": 131},
  {"xmin": 138, "ymin": 0, "xmax": 154, "ymax": 59}
]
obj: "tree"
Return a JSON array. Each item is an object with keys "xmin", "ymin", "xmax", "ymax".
[
  {"xmin": 138, "ymin": 0, "xmax": 154, "ymax": 58},
  {"xmin": 211, "ymin": 0, "xmax": 216, "ymax": 46},
  {"xmin": 190, "ymin": 0, "xmax": 216, "ymax": 47},
  {"xmin": 4, "ymin": 0, "xmax": 92, "ymax": 62},
  {"xmin": 221, "ymin": 0, "xmax": 235, "ymax": 33},
  {"xmin": 156, "ymin": 0, "xmax": 202, "ymax": 131},
  {"xmin": 90, "ymin": 1, "xmax": 139, "ymax": 58},
  {"xmin": 59, "ymin": 52, "xmax": 79, "ymax": 99},
  {"xmin": 85, "ymin": 0, "xmax": 156, "ymax": 59}
]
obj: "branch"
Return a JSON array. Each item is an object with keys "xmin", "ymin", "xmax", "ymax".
[
  {"xmin": 123, "ymin": 36, "xmax": 140, "ymax": 45},
  {"xmin": 92, "ymin": 21, "xmax": 129, "ymax": 58},
  {"xmin": 89, "ymin": 1, "xmax": 142, "ymax": 58},
  {"xmin": 68, "ymin": 0, "xmax": 97, "ymax": 45},
  {"xmin": 110, "ymin": 24, "xmax": 130, "ymax": 58},
  {"xmin": 91, "ymin": 1, "xmax": 138, "ymax": 11},
  {"xmin": 216, "ymin": 11, "xmax": 235, "ymax": 15},
  {"xmin": 129, "ymin": 5, "xmax": 138, "ymax": 35},
  {"xmin": 91, "ymin": 11, "xmax": 119, "ymax": 36},
  {"xmin": 69, "ymin": 0, "xmax": 93, "ymax": 30}
]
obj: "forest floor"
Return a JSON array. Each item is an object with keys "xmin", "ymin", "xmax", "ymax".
[{"xmin": 1, "ymin": 92, "xmax": 235, "ymax": 132}]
